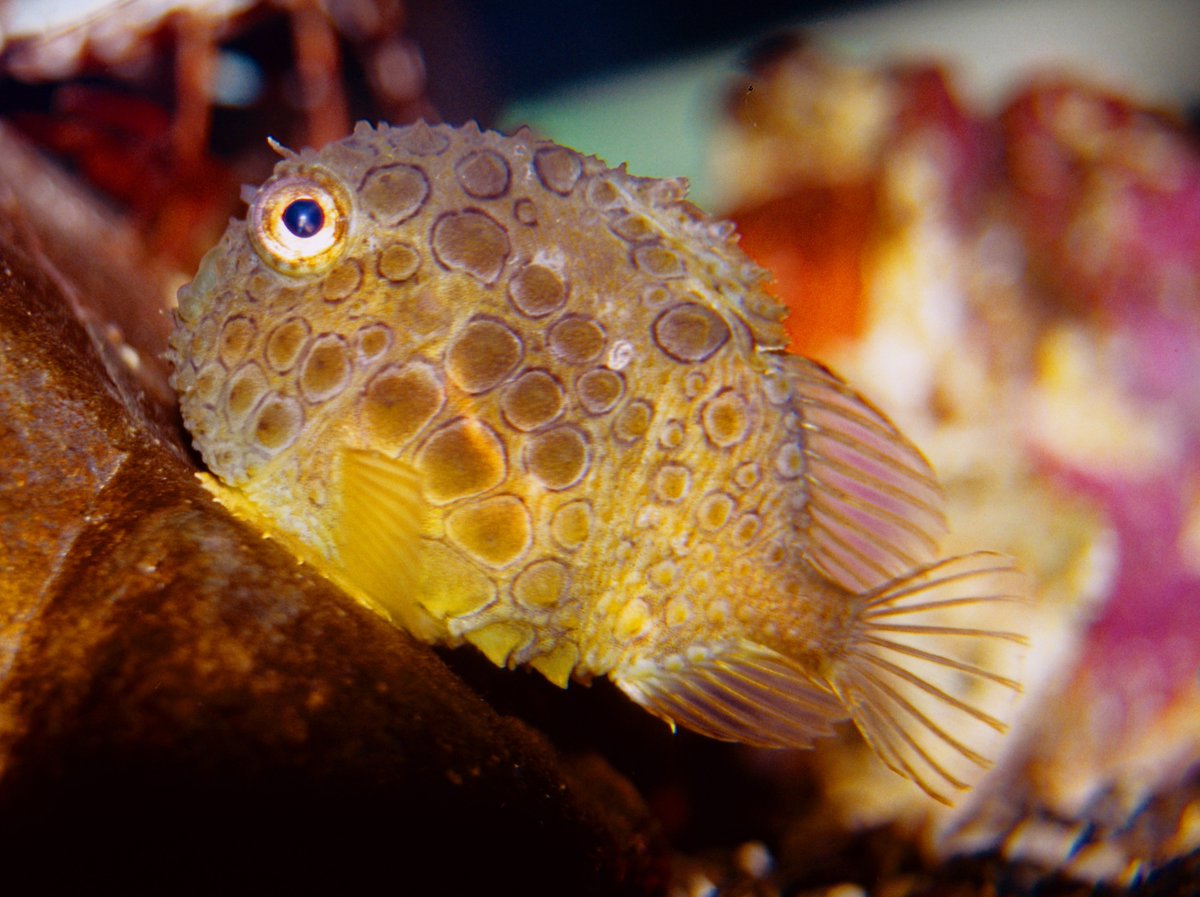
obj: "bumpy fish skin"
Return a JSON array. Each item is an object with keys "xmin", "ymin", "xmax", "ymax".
[{"xmin": 169, "ymin": 121, "xmax": 1025, "ymax": 803}]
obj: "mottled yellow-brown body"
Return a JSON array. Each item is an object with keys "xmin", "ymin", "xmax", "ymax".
[{"xmin": 170, "ymin": 121, "xmax": 1026, "ymax": 803}]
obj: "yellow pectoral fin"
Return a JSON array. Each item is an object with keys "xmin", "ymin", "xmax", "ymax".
[{"xmin": 336, "ymin": 447, "xmax": 434, "ymax": 637}]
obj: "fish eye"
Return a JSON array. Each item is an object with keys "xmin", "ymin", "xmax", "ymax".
[
  {"xmin": 282, "ymin": 198, "xmax": 324, "ymax": 238},
  {"xmin": 249, "ymin": 170, "xmax": 352, "ymax": 275}
]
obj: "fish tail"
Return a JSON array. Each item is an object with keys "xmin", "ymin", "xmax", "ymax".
[
  {"xmin": 611, "ymin": 551, "xmax": 1027, "ymax": 803},
  {"xmin": 616, "ymin": 355, "xmax": 1028, "ymax": 802},
  {"xmin": 827, "ymin": 551, "xmax": 1029, "ymax": 804}
]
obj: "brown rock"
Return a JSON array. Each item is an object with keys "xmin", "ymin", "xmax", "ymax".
[{"xmin": 0, "ymin": 127, "xmax": 663, "ymax": 894}]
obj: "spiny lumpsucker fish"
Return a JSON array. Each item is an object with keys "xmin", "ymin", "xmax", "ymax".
[{"xmin": 168, "ymin": 121, "xmax": 1026, "ymax": 803}]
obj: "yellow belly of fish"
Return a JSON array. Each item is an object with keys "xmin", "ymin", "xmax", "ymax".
[
  {"xmin": 215, "ymin": 341, "xmax": 805, "ymax": 693},
  {"xmin": 251, "ymin": 314, "xmax": 766, "ymax": 669}
]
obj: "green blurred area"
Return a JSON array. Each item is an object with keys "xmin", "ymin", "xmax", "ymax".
[
  {"xmin": 499, "ymin": 0, "xmax": 1199, "ymax": 213},
  {"xmin": 501, "ymin": 51, "xmax": 740, "ymax": 213}
]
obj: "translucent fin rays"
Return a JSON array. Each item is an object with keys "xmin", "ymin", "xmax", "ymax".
[
  {"xmin": 834, "ymin": 552, "xmax": 1029, "ymax": 804},
  {"xmin": 614, "ymin": 641, "xmax": 846, "ymax": 749},
  {"xmin": 784, "ymin": 357, "xmax": 947, "ymax": 593}
]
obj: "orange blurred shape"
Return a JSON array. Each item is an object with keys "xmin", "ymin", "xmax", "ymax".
[
  {"xmin": 731, "ymin": 182, "xmax": 875, "ymax": 357},
  {"xmin": 14, "ymin": 85, "xmax": 240, "ymax": 272}
]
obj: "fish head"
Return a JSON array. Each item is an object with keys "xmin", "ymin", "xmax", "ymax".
[{"xmin": 169, "ymin": 126, "xmax": 469, "ymax": 489}]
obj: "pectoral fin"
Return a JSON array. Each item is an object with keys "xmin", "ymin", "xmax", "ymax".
[
  {"xmin": 613, "ymin": 641, "xmax": 846, "ymax": 748},
  {"xmin": 336, "ymin": 447, "xmax": 430, "ymax": 635}
]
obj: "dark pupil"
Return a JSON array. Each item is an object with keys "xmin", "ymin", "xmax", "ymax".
[{"xmin": 282, "ymin": 198, "xmax": 324, "ymax": 238}]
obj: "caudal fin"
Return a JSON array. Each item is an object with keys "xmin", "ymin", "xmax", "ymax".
[{"xmin": 830, "ymin": 552, "xmax": 1028, "ymax": 804}]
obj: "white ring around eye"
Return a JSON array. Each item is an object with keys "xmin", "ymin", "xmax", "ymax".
[{"xmin": 249, "ymin": 170, "xmax": 352, "ymax": 275}]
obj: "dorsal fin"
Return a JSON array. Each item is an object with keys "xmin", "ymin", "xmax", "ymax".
[
  {"xmin": 266, "ymin": 136, "xmax": 297, "ymax": 159},
  {"xmin": 782, "ymin": 355, "xmax": 947, "ymax": 592},
  {"xmin": 335, "ymin": 447, "xmax": 431, "ymax": 637},
  {"xmin": 612, "ymin": 641, "xmax": 846, "ymax": 748}
]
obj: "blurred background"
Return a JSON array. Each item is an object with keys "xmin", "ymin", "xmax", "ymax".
[
  {"xmin": 493, "ymin": 0, "xmax": 1200, "ymax": 209},
  {"xmin": 2, "ymin": 1, "xmax": 1199, "ymax": 893}
]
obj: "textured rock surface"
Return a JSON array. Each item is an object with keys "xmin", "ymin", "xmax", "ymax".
[{"xmin": 0, "ymin": 126, "xmax": 663, "ymax": 894}]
